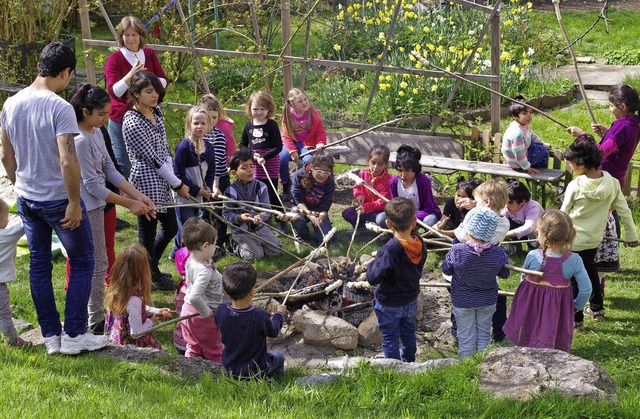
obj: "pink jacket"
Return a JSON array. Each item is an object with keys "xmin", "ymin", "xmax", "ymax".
[
  {"xmin": 216, "ymin": 117, "xmax": 237, "ymax": 164},
  {"xmin": 353, "ymin": 168, "xmax": 392, "ymax": 213},
  {"xmin": 281, "ymin": 107, "xmax": 327, "ymax": 153}
]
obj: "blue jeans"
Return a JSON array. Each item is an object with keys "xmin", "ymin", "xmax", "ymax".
[
  {"xmin": 266, "ymin": 350, "xmax": 285, "ymax": 379},
  {"xmin": 377, "ymin": 212, "xmax": 439, "ymax": 229},
  {"xmin": 291, "ymin": 213, "xmax": 334, "ymax": 244},
  {"xmin": 374, "ymin": 298, "xmax": 418, "ymax": 362},
  {"xmin": 17, "ymin": 197, "xmax": 95, "ymax": 338},
  {"xmin": 452, "ymin": 304, "xmax": 496, "ymax": 358},
  {"xmin": 108, "ymin": 119, "xmax": 131, "ymax": 179},
  {"xmin": 342, "ymin": 207, "xmax": 386, "ymax": 230},
  {"xmin": 171, "ymin": 206, "xmax": 202, "ymax": 257},
  {"xmin": 279, "ymin": 144, "xmax": 314, "ymax": 185}
]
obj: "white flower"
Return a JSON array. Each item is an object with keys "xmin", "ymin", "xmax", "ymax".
[
  {"xmin": 527, "ymin": 47, "xmax": 535, "ymax": 56},
  {"xmin": 468, "ymin": 29, "xmax": 476, "ymax": 35}
]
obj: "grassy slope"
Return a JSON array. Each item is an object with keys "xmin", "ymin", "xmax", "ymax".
[{"xmin": 3, "ymin": 8, "xmax": 640, "ymax": 418}]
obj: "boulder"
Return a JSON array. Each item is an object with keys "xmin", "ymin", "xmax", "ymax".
[
  {"xmin": 357, "ymin": 310, "xmax": 381, "ymax": 348},
  {"xmin": 292, "ymin": 309, "xmax": 359, "ymax": 350},
  {"xmin": 479, "ymin": 347, "xmax": 617, "ymax": 401}
]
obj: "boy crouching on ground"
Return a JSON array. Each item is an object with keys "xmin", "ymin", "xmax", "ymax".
[
  {"xmin": 366, "ymin": 197, "xmax": 427, "ymax": 362},
  {"xmin": 215, "ymin": 262, "xmax": 287, "ymax": 379}
]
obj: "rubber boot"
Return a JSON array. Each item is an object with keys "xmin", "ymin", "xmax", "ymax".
[{"xmin": 282, "ymin": 182, "xmax": 292, "ymax": 202}]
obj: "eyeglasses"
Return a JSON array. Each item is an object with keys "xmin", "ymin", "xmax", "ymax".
[{"xmin": 313, "ymin": 169, "xmax": 332, "ymax": 176}]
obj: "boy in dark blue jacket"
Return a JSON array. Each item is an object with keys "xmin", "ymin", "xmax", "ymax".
[{"xmin": 366, "ymin": 197, "xmax": 427, "ymax": 362}]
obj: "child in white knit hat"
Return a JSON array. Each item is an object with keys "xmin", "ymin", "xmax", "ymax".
[{"xmin": 442, "ymin": 206, "xmax": 510, "ymax": 358}]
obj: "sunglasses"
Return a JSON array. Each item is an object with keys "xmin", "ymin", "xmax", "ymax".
[{"xmin": 313, "ymin": 168, "xmax": 332, "ymax": 176}]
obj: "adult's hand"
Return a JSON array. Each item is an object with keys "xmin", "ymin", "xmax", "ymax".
[{"xmin": 60, "ymin": 202, "xmax": 83, "ymax": 229}]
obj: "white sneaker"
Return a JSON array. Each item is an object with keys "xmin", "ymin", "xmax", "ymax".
[
  {"xmin": 60, "ymin": 332, "xmax": 108, "ymax": 355},
  {"xmin": 44, "ymin": 335, "xmax": 61, "ymax": 355}
]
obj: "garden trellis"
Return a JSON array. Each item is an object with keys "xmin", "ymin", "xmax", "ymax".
[{"xmin": 78, "ymin": 0, "xmax": 504, "ymax": 133}]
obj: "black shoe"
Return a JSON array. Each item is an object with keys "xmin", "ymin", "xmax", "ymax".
[
  {"xmin": 152, "ymin": 273, "xmax": 175, "ymax": 291},
  {"xmin": 282, "ymin": 182, "xmax": 292, "ymax": 203},
  {"xmin": 212, "ymin": 245, "xmax": 226, "ymax": 261},
  {"xmin": 115, "ymin": 217, "xmax": 131, "ymax": 232},
  {"xmin": 89, "ymin": 319, "xmax": 105, "ymax": 335}
]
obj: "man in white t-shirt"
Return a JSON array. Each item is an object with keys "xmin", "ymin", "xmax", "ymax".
[{"xmin": 1, "ymin": 42, "xmax": 107, "ymax": 355}]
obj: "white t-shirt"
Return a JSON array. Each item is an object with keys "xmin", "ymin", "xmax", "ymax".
[
  {"xmin": 1, "ymin": 88, "xmax": 79, "ymax": 201},
  {"xmin": 398, "ymin": 179, "xmax": 420, "ymax": 210}
]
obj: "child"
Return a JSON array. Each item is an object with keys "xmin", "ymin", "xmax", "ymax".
[
  {"xmin": 239, "ymin": 91, "xmax": 283, "ymax": 210},
  {"xmin": 291, "ymin": 151, "xmax": 336, "ymax": 244},
  {"xmin": 342, "ymin": 144, "xmax": 392, "ymax": 230},
  {"xmin": 180, "ymin": 217, "xmax": 225, "ymax": 361},
  {"xmin": 223, "ymin": 151, "xmax": 283, "ymax": 261},
  {"xmin": 280, "ymin": 88, "xmax": 327, "ymax": 201},
  {"xmin": 0, "ymin": 199, "xmax": 29, "ymax": 347},
  {"xmin": 172, "ymin": 106, "xmax": 216, "ymax": 253},
  {"xmin": 197, "ymin": 94, "xmax": 235, "ymax": 253},
  {"xmin": 69, "ymin": 83, "xmax": 156, "ymax": 332},
  {"xmin": 561, "ymin": 135, "xmax": 638, "ymax": 323},
  {"xmin": 173, "ymin": 247, "xmax": 190, "ymax": 355},
  {"xmin": 387, "ymin": 144, "xmax": 441, "ymax": 227},
  {"xmin": 434, "ymin": 177, "xmax": 482, "ymax": 236},
  {"xmin": 123, "ymin": 70, "xmax": 190, "ymax": 291},
  {"xmin": 215, "ymin": 262, "xmax": 287, "ymax": 379},
  {"xmin": 366, "ymin": 197, "xmax": 427, "ymax": 362},
  {"xmin": 105, "ymin": 244, "xmax": 173, "ymax": 349},
  {"xmin": 503, "ymin": 209, "xmax": 592, "ymax": 352},
  {"xmin": 501, "ymin": 96, "xmax": 551, "ymax": 173},
  {"xmin": 503, "ymin": 180, "xmax": 543, "ymax": 254},
  {"xmin": 442, "ymin": 207, "xmax": 510, "ymax": 358}
]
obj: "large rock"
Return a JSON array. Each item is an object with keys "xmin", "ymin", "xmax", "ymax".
[
  {"xmin": 292, "ymin": 309, "xmax": 359, "ymax": 350},
  {"xmin": 357, "ymin": 310, "xmax": 381, "ymax": 348},
  {"xmin": 479, "ymin": 347, "xmax": 617, "ymax": 401}
]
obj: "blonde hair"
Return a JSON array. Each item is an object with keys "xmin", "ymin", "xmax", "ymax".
[
  {"xmin": 282, "ymin": 88, "xmax": 315, "ymax": 142},
  {"xmin": 245, "ymin": 91, "xmax": 276, "ymax": 119},
  {"xmin": 116, "ymin": 16, "xmax": 146, "ymax": 49},
  {"xmin": 105, "ymin": 244, "xmax": 153, "ymax": 316},
  {"xmin": 474, "ymin": 178, "xmax": 508, "ymax": 212},
  {"xmin": 185, "ymin": 106, "xmax": 211, "ymax": 142},
  {"xmin": 537, "ymin": 209, "xmax": 575, "ymax": 255},
  {"xmin": 197, "ymin": 93, "xmax": 227, "ymax": 121}
]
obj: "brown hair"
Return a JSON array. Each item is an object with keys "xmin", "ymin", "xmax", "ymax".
[
  {"xmin": 185, "ymin": 106, "xmax": 211, "ymax": 141},
  {"xmin": 385, "ymin": 197, "xmax": 416, "ymax": 232},
  {"xmin": 128, "ymin": 70, "xmax": 165, "ymax": 106},
  {"xmin": 245, "ymin": 91, "xmax": 276, "ymax": 119},
  {"xmin": 181, "ymin": 217, "xmax": 217, "ymax": 251},
  {"xmin": 282, "ymin": 88, "xmax": 315, "ymax": 142},
  {"xmin": 537, "ymin": 208, "xmax": 575, "ymax": 256},
  {"xmin": 116, "ymin": 16, "xmax": 146, "ymax": 49},
  {"xmin": 197, "ymin": 93, "xmax": 227, "ymax": 121},
  {"xmin": 474, "ymin": 178, "xmax": 508, "ymax": 213},
  {"xmin": 300, "ymin": 151, "xmax": 335, "ymax": 190},
  {"xmin": 222, "ymin": 262, "xmax": 257, "ymax": 300},
  {"xmin": 105, "ymin": 244, "xmax": 152, "ymax": 316}
]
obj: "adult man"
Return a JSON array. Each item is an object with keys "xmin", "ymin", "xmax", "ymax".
[{"xmin": 1, "ymin": 42, "xmax": 107, "ymax": 355}]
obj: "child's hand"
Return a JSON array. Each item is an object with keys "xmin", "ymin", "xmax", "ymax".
[
  {"xmin": 316, "ymin": 144, "xmax": 325, "ymax": 151},
  {"xmin": 544, "ymin": 142, "xmax": 552, "ymax": 150},
  {"xmin": 355, "ymin": 196, "xmax": 365, "ymax": 205},
  {"xmin": 254, "ymin": 153, "xmax": 266, "ymax": 165},
  {"xmin": 211, "ymin": 187, "xmax": 221, "ymax": 198},
  {"xmin": 624, "ymin": 240, "xmax": 639, "ymax": 248},
  {"xmin": 434, "ymin": 216, "xmax": 449, "ymax": 230},
  {"xmin": 591, "ymin": 123, "xmax": 607, "ymax": 137},
  {"xmin": 277, "ymin": 304, "xmax": 287, "ymax": 315},
  {"xmin": 239, "ymin": 213, "xmax": 252, "ymax": 223},
  {"xmin": 252, "ymin": 214, "xmax": 263, "ymax": 224},
  {"xmin": 149, "ymin": 313, "xmax": 158, "ymax": 323},
  {"xmin": 355, "ymin": 205, "xmax": 364, "ymax": 213},
  {"xmin": 525, "ymin": 167, "xmax": 540, "ymax": 174},
  {"xmin": 566, "ymin": 126, "xmax": 585, "ymax": 137},
  {"xmin": 459, "ymin": 198, "xmax": 476, "ymax": 210},
  {"xmin": 199, "ymin": 187, "xmax": 212, "ymax": 199},
  {"xmin": 290, "ymin": 151, "xmax": 300, "ymax": 161},
  {"xmin": 159, "ymin": 308, "xmax": 173, "ymax": 319}
]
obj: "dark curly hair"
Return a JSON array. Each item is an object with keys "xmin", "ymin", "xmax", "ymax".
[
  {"xmin": 509, "ymin": 95, "xmax": 531, "ymax": 118},
  {"xmin": 564, "ymin": 134, "xmax": 602, "ymax": 169},
  {"xmin": 68, "ymin": 83, "xmax": 111, "ymax": 121},
  {"xmin": 394, "ymin": 144, "xmax": 422, "ymax": 173},
  {"xmin": 128, "ymin": 71, "xmax": 165, "ymax": 106},
  {"xmin": 301, "ymin": 151, "xmax": 334, "ymax": 189}
]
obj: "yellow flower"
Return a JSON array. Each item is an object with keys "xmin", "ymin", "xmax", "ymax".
[
  {"xmin": 431, "ymin": 85, "xmax": 438, "ymax": 92},
  {"xmin": 423, "ymin": 26, "xmax": 430, "ymax": 33},
  {"xmin": 449, "ymin": 46, "xmax": 457, "ymax": 53},
  {"xmin": 354, "ymin": 3, "xmax": 361, "ymax": 8},
  {"xmin": 500, "ymin": 51, "xmax": 511, "ymax": 61},
  {"xmin": 399, "ymin": 91, "xmax": 405, "ymax": 97},
  {"xmin": 400, "ymin": 81, "xmax": 408, "ymax": 89},
  {"xmin": 408, "ymin": 54, "xmax": 416, "ymax": 61},
  {"xmin": 383, "ymin": 17, "xmax": 391, "ymax": 23},
  {"xmin": 378, "ymin": 32, "xmax": 386, "ymax": 40},
  {"xmin": 409, "ymin": 26, "xmax": 414, "ymax": 32},
  {"xmin": 338, "ymin": 10, "xmax": 344, "ymax": 20},
  {"xmin": 523, "ymin": 58, "xmax": 530, "ymax": 66},
  {"xmin": 380, "ymin": 84, "xmax": 388, "ymax": 91},
  {"xmin": 415, "ymin": 61, "xmax": 423, "ymax": 69},
  {"xmin": 415, "ymin": 44, "xmax": 421, "ymax": 52},
  {"xmin": 520, "ymin": 74, "xmax": 525, "ymax": 80},
  {"xmin": 504, "ymin": 20, "xmax": 513, "ymax": 27},
  {"xmin": 385, "ymin": 75, "xmax": 392, "ymax": 81},
  {"xmin": 399, "ymin": 47, "xmax": 405, "ymax": 52},
  {"xmin": 333, "ymin": 44, "xmax": 342, "ymax": 51},
  {"xmin": 527, "ymin": 2, "xmax": 532, "ymax": 9},
  {"xmin": 379, "ymin": 75, "xmax": 385, "ymax": 82},
  {"xmin": 412, "ymin": 88, "xmax": 419, "ymax": 94},
  {"xmin": 325, "ymin": 77, "xmax": 330, "ymax": 81},
  {"xmin": 347, "ymin": 5, "xmax": 353, "ymax": 12},
  {"xmin": 427, "ymin": 43, "xmax": 435, "ymax": 51},
  {"xmin": 359, "ymin": 83, "xmax": 366, "ymax": 90}
]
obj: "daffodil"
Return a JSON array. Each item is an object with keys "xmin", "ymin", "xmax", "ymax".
[{"xmin": 333, "ymin": 44, "xmax": 342, "ymax": 51}]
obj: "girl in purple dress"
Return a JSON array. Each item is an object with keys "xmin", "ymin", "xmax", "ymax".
[
  {"xmin": 105, "ymin": 244, "xmax": 173, "ymax": 349},
  {"xmin": 503, "ymin": 209, "xmax": 592, "ymax": 352}
]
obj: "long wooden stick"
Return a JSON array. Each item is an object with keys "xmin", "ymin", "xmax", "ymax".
[
  {"xmin": 255, "ymin": 252, "xmax": 321, "ymax": 292},
  {"xmin": 174, "ymin": 0, "xmax": 211, "ymax": 95},
  {"xmin": 346, "ymin": 210, "xmax": 361, "ymax": 260},
  {"xmin": 217, "ymin": 194, "xmax": 298, "ymax": 220},
  {"xmin": 299, "ymin": 117, "xmax": 403, "ymax": 158},
  {"xmin": 421, "ymin": 282, "xmax": 515, "ymax": 297},
  {"xmin": 259, "ymin": 161, "xmax": 301, "ymax": 254},
  {"xmin": 553, "ymin": 0, "xmax": 597, "ymax": 125},
  {"xmin": 130, "ymin": 312, "xmax": 198, "ymax": 339},
  {"xmin": 349, "ymin": 172, "xmax": 452, "ymax": 241},
  {"xmin": 410, "ymin": 51, "xmax": 569, "ymax": 130}
]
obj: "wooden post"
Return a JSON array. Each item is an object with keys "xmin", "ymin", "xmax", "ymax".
[
  {"xmin": 300, "ymin": 0, "xmax": 313, "ymax": 89},
  {"xmin": 490, "ymin": 8, "xmax": 501, "ymax": 135},
  {"xmin": 175, "ymin": 0, "xmax": 211, "ymax": 95},
  {"xmin": 493, "ymin": 132, "xmax": 501, "ymax": 163},
  {"xmin": 78, "ymin": 0, "xmax": 96, "ymax": 85},
  {"xmin": 96, "ymin": 0, "xmax": 118, "ymax": 40},
  {"xmin": 482, "ymin": 129, "xmax": 491, "ymax": 151},
  {"xmin": 623, "ymin": 161, "xmax": 633, "ymax": 196},
  {"xmin": 281, "ymin": 0, "xmax": 292, "ymax": 95},
  {"xmin": 248, "ymin": 0, "xmax": 270, "ymax": 92}
]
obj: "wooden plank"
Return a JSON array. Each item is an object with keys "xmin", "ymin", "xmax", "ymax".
[{"xmin": 392, "ymin": 153, "xmax": 566, "ymax": 183}]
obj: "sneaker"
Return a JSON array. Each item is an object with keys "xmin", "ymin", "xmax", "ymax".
[
  {"xmin": 44, "ymin": 335, "xmax": 61, "ymax": 355},
  {"xmin": 5, "ymin": 337, "xmax": 32, "ymax": 349},
  {"xmin": 152, "ymin": 273, "xmax": 176, "ymax": 292},
  {"xmin": 60, "ymin": 332, "xmax": 108, "ymax": 355},
  {"xmin": 504, "ymin": 244, "xmax": 519, "ymax": 257},
  {"xmin": 574, "ymin": 321, "xmax": 584, "ymax": 331},
  {"xmin": 212, "ymin": 245, "xmax": 226, "ymax": 261},
  {"xmin": 584, "ymin": 307, "xmax": 605, "ymax": 321}
]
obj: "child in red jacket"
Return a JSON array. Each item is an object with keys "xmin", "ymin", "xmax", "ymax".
[{"xmin": 342, "ymin": 145, "xmax": 392, "ymax": 230}]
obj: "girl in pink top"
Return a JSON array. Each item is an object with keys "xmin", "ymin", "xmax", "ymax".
[
  {"xmin": 279, "ymin": 88, "xmax": 327, "ymax": 200},
  {"xmin": 105, "ymin": 16, "xmax": 168, "ymax": 179}
]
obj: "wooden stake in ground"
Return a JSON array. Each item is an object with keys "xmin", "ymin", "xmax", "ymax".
[
  {"xmin": 130, "ymin": 312, "xmax": 199, "ymax": 339},
  {"xmin": 410, "ymin": 51, "xmax": 569, "ymax": 130},
  {"xmin": 553, "ymin": 0, "xmax": 597, "ymax": 125}
]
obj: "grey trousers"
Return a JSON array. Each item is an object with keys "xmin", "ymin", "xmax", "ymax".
[
  {"xmin": 0, "ymin": 283, "xmax": 17, "ymax": 342},
  {"xmin": 230, "ymin": 226, "xmax": 283, "ymax": 261},
  {"xmin": 87, "ymin": 208, "xmax": 108, "ymax": 328}
]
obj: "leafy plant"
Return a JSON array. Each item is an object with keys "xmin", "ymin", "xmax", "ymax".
[{"xmin": 604, "ymin": 47, "xmax": 640, "ymax": 65}]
